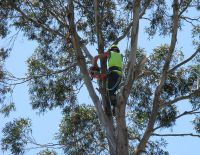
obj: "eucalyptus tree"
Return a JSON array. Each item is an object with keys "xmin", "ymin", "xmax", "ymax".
[{"xmin": 0, "ymin": 0, "xmax": 200, "ymax": 155}]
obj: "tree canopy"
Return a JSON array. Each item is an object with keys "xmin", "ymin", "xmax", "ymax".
[{"xmin": 0, "ymin": 0, "xmax": 200, "ymax": 155}]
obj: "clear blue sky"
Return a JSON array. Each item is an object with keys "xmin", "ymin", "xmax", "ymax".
[{"xmin": 0, "ymin": 13, "xmax": 200, "ymax": 155}]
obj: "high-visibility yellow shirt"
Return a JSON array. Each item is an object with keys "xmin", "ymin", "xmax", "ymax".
[{"xmin": 108, "ymin": 51, "xmax": 122, "ymax": 75}]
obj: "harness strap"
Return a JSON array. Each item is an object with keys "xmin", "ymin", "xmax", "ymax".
[
  {"xmin": 106, "ymin": 76, "xmax": 121, "ymax": 91},
  {"xmin": 109, "ymin": 66, "xmax": 122, "ymax": 71}
]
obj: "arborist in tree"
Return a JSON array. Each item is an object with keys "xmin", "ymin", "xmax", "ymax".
[{"xmin": 90, "ymin": 45, "xmax": 123, "ymax": 115}]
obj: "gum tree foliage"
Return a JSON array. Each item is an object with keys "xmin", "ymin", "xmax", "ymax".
[
  {"xmin": 0, "ymin": 48, "xmax": 15, "ymax": 117},
  {"xmin": 36, "ymin": 149, "xmax": 58, "ymax": 155},
  {"xmin": 56, "ymin": 105, "xmax": 107, "ymax": 154},
  {"xmin": 0, "ymin": 0, "xmax": 200, "ymax": 155},
  {"xmin": 1, "ymin": 118, "xmax": 31, "ymax": 155}
]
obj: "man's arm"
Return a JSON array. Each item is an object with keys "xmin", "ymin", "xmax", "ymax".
[{"xmin": 92, "ymin": 52, "xmax": 110, "ymax": 67}]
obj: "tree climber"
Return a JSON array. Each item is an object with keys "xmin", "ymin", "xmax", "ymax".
[{"xmin": 90, "ymin": 45, "xmax": 123, "ymax": 115}]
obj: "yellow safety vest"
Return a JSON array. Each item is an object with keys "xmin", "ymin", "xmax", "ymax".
[{"xmin": 108, "ymin": 51, "xmax": 122, "ymax": 75}]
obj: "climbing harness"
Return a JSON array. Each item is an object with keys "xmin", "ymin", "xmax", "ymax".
[{"xmin": 106, "ymin": 73, "xmax": 122, "ymax": 91}]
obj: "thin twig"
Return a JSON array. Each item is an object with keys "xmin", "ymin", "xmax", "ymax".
[{"xmin": 153, "ymin": 108, "xmax": 200, "ymax": 131}]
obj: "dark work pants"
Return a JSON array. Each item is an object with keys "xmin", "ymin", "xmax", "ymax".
[{"xmin": 107, "ymin": 71, "xmax": 121, "ymax": 106}]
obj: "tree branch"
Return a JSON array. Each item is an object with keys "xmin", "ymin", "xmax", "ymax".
[
  {"xmin": 161, "ymin": 88, "xmax": 200, "ymax": 108},
  {"xmin": 169, "ymin": 47, "xmax": 200, "ymax": 73},
  {"xmin": 67, "ymin": 0, "xmax": 116, "ymax": 151},
  {"xmin": 70, "ymin": 1, "xmax": 93, "ymax": 62},
  {"xmin": 153, "ymin": 108, "xmax": 200, "ymax": 131},
  {"xmin": 135, "ymin": 1, "xmax": 180, "ymax": 154},
  {"xmin": 121, "ymin": 0, "xmax": 141, "ymax": 101},
  {"xmin": 10, "ymin": 2, "xmax": 64, "ymax": 38},
  {"xmin": 94, "ymin": 0, "xmax": 104, "ymax": 54},
  {"xmin": 175, "ymin": 108, "xmax": 200, "ymax": 120},
  {"xmin": 181, "ymin": 16, "xmax": 200, "ymax": 22},
  {"xmin": 5, "ymin": 63, "xmax": 77, "ymax": 86},
  {"xmin": 113, "ymin": 22, "xmax": 132, "ymax": 45},
  {"xmin": 81, "ymin": 44, "xmax": 93, "ymax": 62},
  {"xmin": 47, "ymin": 6, "xmax": 67, "ymax": 27},
  {"xmin": 134, "ymin": 56, "xmax": 148, "ymax": 80},
  {"xmin": 152, "ymin": 133, "xmax": 200, "ymax": 138},
  {"xmin": 113, "ymin": 0, "xmax": 153, "ymax": 45},
  {"xmin": 179, "ymin": 0, "xmax": 192, "ymax": 16},
  {"xmin": 181, "ymin": 15, "xmax": 200, "ymax": 26},
  {"xmin": 50, "ymin": 0, "xmax": 68, "ymax": 20},
  {"xmin": 161, "ymin": 94, "xmax": 191, "ymax": 107},
  {"xmin": 139, "ymin": 0, "xmax": 153, "ymax": 18},
  {"xmin": 67, "ymin": 0, "xmax": 98, "ymax": 105},
  {"xmin": 115, "ymin": 1, "xmax": 143, "ymax": 155}
]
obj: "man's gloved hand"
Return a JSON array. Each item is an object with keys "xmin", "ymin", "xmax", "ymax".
[{"xmin": 89, "ymin": 66, "xmax": 100, "ymax": 78}]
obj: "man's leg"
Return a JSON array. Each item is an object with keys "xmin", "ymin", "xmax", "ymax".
[{"xmin": 107, "ymin": 72, "xmax": 121, "ymax": 115}]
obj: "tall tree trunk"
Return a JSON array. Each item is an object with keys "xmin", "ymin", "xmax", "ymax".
[
  {"xmin": 67, "ymin": 0, "xmax": 116, "ymax": 153},
  {"xmin": 108, "ymin": 140, "xmax": 116, "ymax": 155},
  {"xmin": 116, "ymin": 98, "xmax": 128, "ymax": 155}
]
